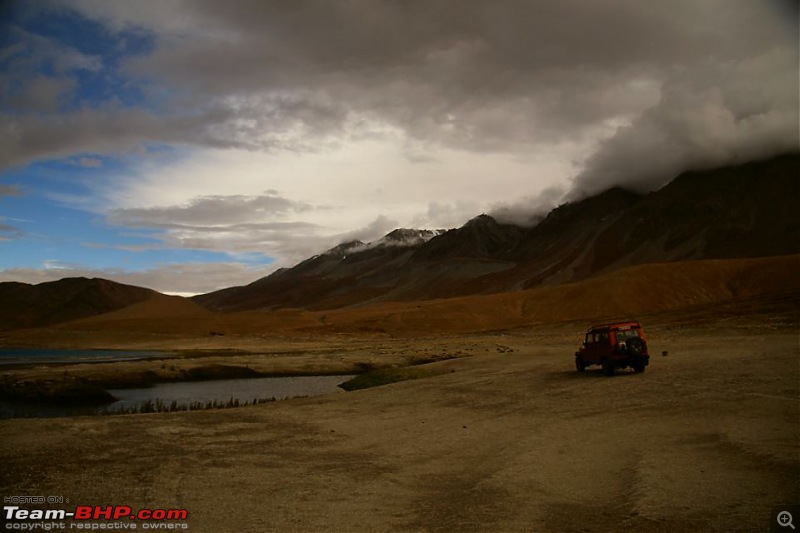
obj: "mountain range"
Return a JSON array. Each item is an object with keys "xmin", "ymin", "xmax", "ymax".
[
  {"xmin": 194, "ymin": 153, "xmax": 800, "ymax": 312},
  {"xmin": 1, "ymin": 153, "xmax": 797, "ymax": 333}
]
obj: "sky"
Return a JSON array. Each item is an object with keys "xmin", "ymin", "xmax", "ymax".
[{"xmin": 0, "ymin": 0, "xmax": 797, "ymax": 295}]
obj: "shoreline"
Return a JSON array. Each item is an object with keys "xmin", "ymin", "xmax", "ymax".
[
  {"xmin": 0, "ymin": 344, "xmax": 469, "ymax": 406},
  {"xmin": 1, "ymin": 303, "xmax": 796, "ymax": 408}
]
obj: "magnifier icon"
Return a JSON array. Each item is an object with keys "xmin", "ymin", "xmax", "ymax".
[{"xmin": 778, "ymin": 511, "xmax": 795, "ymax": 529}]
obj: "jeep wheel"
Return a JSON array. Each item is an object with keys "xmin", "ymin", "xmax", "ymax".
[
  {"xmin": 575, "ymin": 356, "xmax": 586, "ymax": 372},
  {"xmin": 602, "ymin": 359, "xmax": 615, "ymax": 376},
  {"xmin": 632, "ymin": 361, "xmax": 646, "ymax": 373},
  {"xmin": 627, "ymin": 337, "xmax": 645, "ymax": 355}
]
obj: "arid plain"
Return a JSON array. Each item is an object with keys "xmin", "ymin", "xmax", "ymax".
[{"xmin": 1, "ymin": 256, "xmax": 799, "ymax": 532}]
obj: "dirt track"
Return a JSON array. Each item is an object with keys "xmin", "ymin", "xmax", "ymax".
[{"xmin": 1, "ymin": 326, "xmax": 798, "ymax": 532}]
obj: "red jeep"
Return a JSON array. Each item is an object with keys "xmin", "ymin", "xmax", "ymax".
[{"xmin": 575, "ymin": 321, "xmax": 650, "ymax": 376}]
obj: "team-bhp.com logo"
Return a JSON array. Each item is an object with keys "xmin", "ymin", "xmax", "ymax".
[{"xmin": 4, "ymin": 505, "xmax": 189, "ymax": 530}]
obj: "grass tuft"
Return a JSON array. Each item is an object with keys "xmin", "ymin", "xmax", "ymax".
[{"xmin": 105, "ymin": 395, "xmax": 276, "ymax": 415}]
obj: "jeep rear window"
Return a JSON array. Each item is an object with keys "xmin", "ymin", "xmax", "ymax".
[{"xmin": 615, "ymin": 329, "xmax": 640, "ymax": 341}]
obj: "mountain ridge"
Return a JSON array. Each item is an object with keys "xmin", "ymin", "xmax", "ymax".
[
  {"xmin": 193, "ymin": 153, "xmax": 800, "ymax": 312},
  {"xmin": 2, "ymin": 154, "xmax": 797, "ymax": 328}
]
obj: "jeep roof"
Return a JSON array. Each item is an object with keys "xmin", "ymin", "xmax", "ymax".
[{"xmin": 587, "ymin": 321, "xmax": 642, "ymax": 332}]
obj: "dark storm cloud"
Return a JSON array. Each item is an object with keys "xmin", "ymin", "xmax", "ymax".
[
  {"xmin": 117, "ymin": 0, "xmax": 671, "ymax": 151},
  {"xmin": 113, "ymin": 0, "xmax": 795, "ymax": 155},
  {"xmin": 0, "ymin": 25, "xmax": 99, "ymax": 116},
  {"xmin": 0, "ymin": 101, "xmax": 324, "ymax": 170},
  {"xmin": 5, "ymin": 0, "xmax": 797, "ymax": 201}
]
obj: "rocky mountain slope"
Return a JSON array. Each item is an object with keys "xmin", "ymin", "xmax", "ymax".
[{"xmin": 194, "ymin": 153, "xmax": 800, "ymax": 312}]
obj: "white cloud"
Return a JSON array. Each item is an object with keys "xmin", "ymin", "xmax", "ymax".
[
  {"xmin": 571, "ymin": 48, "xmax": 799, "ymax": 197},
  {"xmin": 78, "ymin": 157, "xmax": 103, "ymax": 168},
  {"xmin": 96, "ymin": 140, "xmax": 573, "ymax": 267},
  {"xmin": 490, "ymin": 185, "xmax": 568, "ymax": 226}
]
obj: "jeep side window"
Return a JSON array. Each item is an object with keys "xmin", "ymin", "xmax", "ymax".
[
  {"xmin": 598, "ymin": 332, "xmax": 608, "ymax": 344},
  {"xmin": 586, "ymin": 333, "xmax": 594, "ymax": 344}
]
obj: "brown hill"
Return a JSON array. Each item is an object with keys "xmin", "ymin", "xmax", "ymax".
[
  {"xmin": 0, "ymin": 277, "xmax": 160, "ymax": 331},
  {"xmin": 36, "ymin": 291, "xmax": 218, "ymax": 338},
  {"xmin": 64, "ymin": 292, "xmax": 211, "ymax": 323},
  {"xmin": 195, "ymin": 153, "xmax": 800, "ymax": 312},
  {"xmin": 33, "ymin": 255, "xmax": 798, "ymax": 340},
  {"xmin": 313, "ymin": 254, "xmax": 800, "ymax": 335}
]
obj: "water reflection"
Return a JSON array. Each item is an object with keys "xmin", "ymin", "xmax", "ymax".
[
  {"xmin": 0, "ymin": 375, "xmax": 352, "ymax": 418},
  {"xmin": 0, "ymin": 348, "xmax": 172, "ymax": 366}
]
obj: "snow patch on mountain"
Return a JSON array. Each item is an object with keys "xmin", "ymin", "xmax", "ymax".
[
  {"xmin": 321, "ymin": 240, "xmax": 366, "ymax": 258},
  {"xmin": 323, "ymin": 229, "xmax": 447, "ymax": 257},
  {"xmin": 370, "ymin": 228, "xmax": 447, "ymax": 248}
]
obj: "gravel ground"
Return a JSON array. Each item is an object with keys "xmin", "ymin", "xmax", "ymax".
[{"xmin": 1, "ymin": 326, "xmax": 797, "ymax": 532}]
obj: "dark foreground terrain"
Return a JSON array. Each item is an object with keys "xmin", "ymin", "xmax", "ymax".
[{"xmin": 1, "ymin": 316, "xmax": 797, "ymax": 533}]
